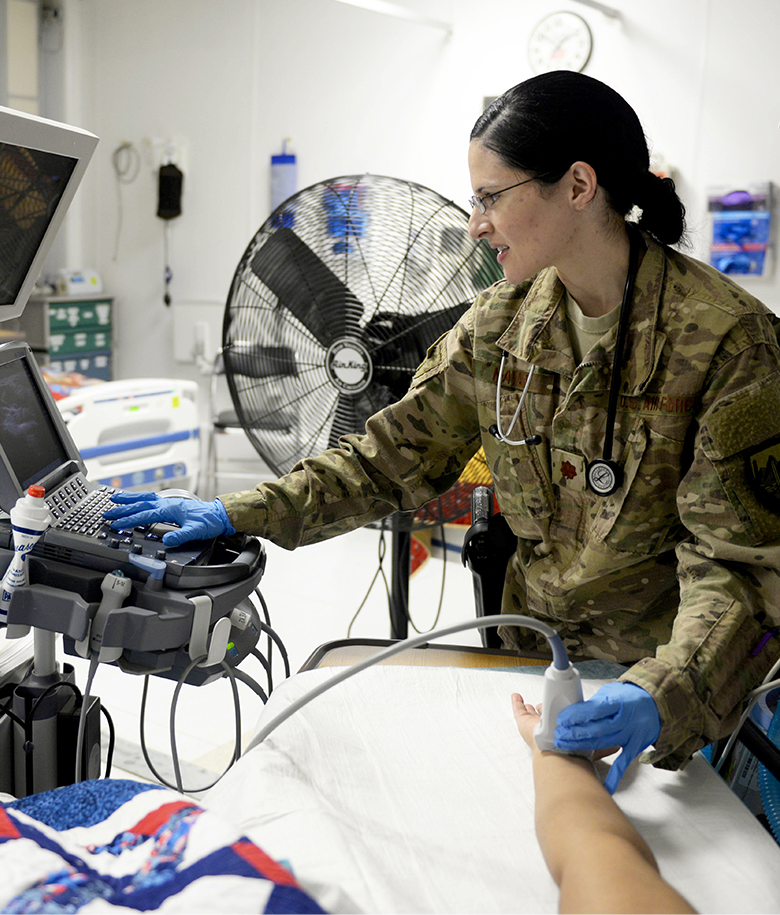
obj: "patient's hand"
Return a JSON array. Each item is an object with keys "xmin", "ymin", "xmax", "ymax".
[
  {"xmin": 512, "ymin": 693, "xmax": 618, "ymax": 760},
  {"xmin": 511, "ymin": 693, "xmax": 542, "ymax": 750}
]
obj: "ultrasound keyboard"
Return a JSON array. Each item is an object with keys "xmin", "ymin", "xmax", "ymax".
[{"xmin": 46, "ymin": 477, "xmax": 115, "ymax": 537}]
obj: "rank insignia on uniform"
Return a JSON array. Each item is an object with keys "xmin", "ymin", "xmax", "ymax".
[
  {"xmin": 747, "ymin": 439, "xmax": 780, "ymax": 505},
  {"xmin": 551, "ymin": 448, "xmax": 586, "ymax": 491},
  {"xmin": 561, "ymin": 460, "xmax": 577, "ymax": 480}
]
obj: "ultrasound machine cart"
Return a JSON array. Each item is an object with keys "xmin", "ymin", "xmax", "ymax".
[
  {"xmin": 0, "ymin": 105, "xmax": 266, "ymax": 798},
  {"xmin": 0, "ymin": 338, "xmax": 267, "ymax": 797}
]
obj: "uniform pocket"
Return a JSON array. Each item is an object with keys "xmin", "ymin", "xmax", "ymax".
[{"xmin": 591, "ymin": 420, "xmax": 685, "ymax": 555}]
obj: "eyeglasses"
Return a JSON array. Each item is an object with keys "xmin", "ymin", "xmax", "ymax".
[{"xmin": 468, "ymin": 175, "xmax": 538, "ymax": 214}]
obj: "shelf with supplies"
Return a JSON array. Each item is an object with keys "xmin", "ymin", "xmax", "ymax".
[{"xmin": 11, "ymin": 293, "xmax": 114, "ymax": 380}]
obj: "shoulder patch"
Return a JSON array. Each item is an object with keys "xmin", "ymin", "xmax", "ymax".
[
  {"xmin": 746, "ymin": 437, "xmax": 780, "ymax": 508},
  {"xmin": 704, "ymin": 377, "xmax": 780, "ymax": 461},
  {"xmin": 699, "ymin": 373, "xmax": 780, "ymax": 543}
]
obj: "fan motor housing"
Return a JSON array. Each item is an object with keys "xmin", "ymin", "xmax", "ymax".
[{"xmin": 325, "ymin": 337, "xmax": 373, "ymax": 394}]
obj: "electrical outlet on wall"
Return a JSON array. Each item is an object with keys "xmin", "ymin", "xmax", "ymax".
[
  {"xmin": 171, "ymin": 300, "xmax": 223, "ymax": 366},
  {"xmin": 141, "ymin": 136, "xmax": 189, "ymax": 174}
]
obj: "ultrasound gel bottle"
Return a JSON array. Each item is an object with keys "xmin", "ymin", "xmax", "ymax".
[{"xmin": 0, "ymin": 485, "xmax": 52, "ymax": 623}]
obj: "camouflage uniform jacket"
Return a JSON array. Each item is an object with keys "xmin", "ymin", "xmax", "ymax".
[{"xmin": 221, "ymin": 232, "xmax": 780, "ymax": 770}]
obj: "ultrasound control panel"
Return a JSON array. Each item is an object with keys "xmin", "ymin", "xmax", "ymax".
[
  {"xmin": 0, "ymin": 473, "xmax": 264, "ymax": 591},
  {"xmin": 44, "ymin": 477, "xmax": 191, "ymax": 563}
]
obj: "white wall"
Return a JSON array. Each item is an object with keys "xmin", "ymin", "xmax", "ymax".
[
  {"xmin": 448, "ymin": 1, "xmax": 780, "ymax": 290},
  {"xmin": 46, "ymin": 0, "xmax": 780, "ymax": 385},
  {"xmin": 50, "ymin": 0, "xmax": 459, "ymax": 381}
]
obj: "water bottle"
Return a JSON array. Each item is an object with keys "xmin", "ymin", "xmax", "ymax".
[
  {"xmin": 0, "ymin": 485, "xmax": 52, "ymax": 624},
  {"xmin": 270, "ymin": 138, "xmax": 296, "ymax": 228}
]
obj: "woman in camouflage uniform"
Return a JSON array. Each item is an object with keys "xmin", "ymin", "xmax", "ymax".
[{"xmin": 107, "ymin": 73, "xmax": 780, "ymax": 793}]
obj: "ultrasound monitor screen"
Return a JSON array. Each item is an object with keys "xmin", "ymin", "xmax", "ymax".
[
  {"xmin": 0, "ymin": 354, "xmax": 68, "ymax": 490},
  {"xmin": 0, "ymin": 143, "xmax": 77, "ymax": 304}
]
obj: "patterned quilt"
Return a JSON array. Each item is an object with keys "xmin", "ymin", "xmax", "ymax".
[{"xmin": 0, "ymin": 779, "xmax": 325, "ymax": 913}]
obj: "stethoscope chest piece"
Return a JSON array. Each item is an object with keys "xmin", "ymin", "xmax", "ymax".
[{"xmin": 586, "ymin": 459, "xmax": 623, "ymax": 497}]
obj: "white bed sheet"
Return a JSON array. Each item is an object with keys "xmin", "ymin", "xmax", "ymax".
[{"xmin": 204, "ymin": 664, "xmax": 780, "ymax": 914}]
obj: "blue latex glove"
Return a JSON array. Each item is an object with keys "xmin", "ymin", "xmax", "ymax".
[
  {"xmin": 553, "ymin": 682, "xmax": 661, "ymax": 794},
  {"xmin": 103, "ymin": 491, "xmax": 236, "ymax": 547}
]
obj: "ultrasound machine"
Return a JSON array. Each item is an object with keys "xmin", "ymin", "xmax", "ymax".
[{"xmin": 0, "ymin": 106, "xmax": 266, "ymax": 797}]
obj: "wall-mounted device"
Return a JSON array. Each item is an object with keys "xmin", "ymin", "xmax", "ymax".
[
  {"xmin": 528, "ymin": 11, "xmax": 593, "ymax": 74},
  {"xmin": 708, "ymin": 183, "xmax": 773, "ymax": 277},
  {"xmin": 157, "ymin": 162, "xmax": 183, "ymax": 221},
  {"xmin": 156, "ymin": 148, "xmax": 185, "ymax": 306}
]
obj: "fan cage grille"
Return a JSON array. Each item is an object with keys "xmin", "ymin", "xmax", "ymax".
[{"xmin": 223, "ymin": 174, "xmax": 502, "ymax": 524}]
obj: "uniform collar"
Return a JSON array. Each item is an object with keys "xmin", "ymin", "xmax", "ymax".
[{"xmin": 496, "ymin": 230, "xmax": 667, "ymax": 394}]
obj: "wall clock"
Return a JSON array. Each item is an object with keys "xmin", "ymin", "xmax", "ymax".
[{"xmin": 528, "ymin": 11, "xmax": 593, "ymax": 74}]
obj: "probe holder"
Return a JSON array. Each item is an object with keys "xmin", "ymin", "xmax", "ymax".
[{"xmin": 1, "ymin": 536, "xmax": 266, "ymax": 685}]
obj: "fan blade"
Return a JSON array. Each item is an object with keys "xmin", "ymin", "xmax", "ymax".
[
  {"xmin": 224, "ymin": 343, "xmax": 298, "ymax": 378},
  {"xmin": 366, "ymin": 301, "xmax": 470, "ymax": 398},
  {"xmin": 249, "ymin": 226, "xmax": 364, "ymax": 348},
  {"xmin": 401, "ymin": 301, "xmax": 471, "ymax": 351}
]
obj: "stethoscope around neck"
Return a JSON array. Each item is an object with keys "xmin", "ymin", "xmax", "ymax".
[{"xmin": 489, "ymin": 230, "xmax": 641, "ymax": 498}]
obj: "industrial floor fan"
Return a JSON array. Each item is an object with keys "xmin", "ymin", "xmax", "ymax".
[{"xmin": 220, "ymin": 174, "xmax": 502, "ymax": 636}]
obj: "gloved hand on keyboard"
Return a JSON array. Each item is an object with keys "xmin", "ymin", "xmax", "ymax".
[
  {"xmin": 552, "ymin": 681, "xmax": 661, "ymax": 794},
  {"xmin": 103, "ymin": 492, "xmax": 236, "ymax": 547}
]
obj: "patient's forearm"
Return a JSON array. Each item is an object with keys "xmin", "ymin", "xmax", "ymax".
[{"xmin": 531, "ymin": 750, "xmax": 696, "ymax": 914}]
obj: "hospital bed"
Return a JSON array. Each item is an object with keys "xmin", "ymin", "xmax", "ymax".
[
  {"xmin": 50, "ymin": 375, "xmax": 201, "ymax": 493},
  {"xmin": 206, "ymin": 657, "xmax": 780, "ymax": 914},
  {"xmin": 1, "ymin": 650, "xmax": 779, "ymax": 913}
]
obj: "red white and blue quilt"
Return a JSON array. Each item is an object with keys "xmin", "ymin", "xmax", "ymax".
[{"xmin": 0, "ymin": 779, "xmax": 325, "ymax": 913}]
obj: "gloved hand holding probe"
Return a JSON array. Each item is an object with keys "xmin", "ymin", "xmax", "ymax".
[
  {"xmin": 552, "ymin": 682, "xmax": 661, "ymax": 794},
  {"xmin": 104, "ymin": 492, "xmax": 235, "ymax": 547}
]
